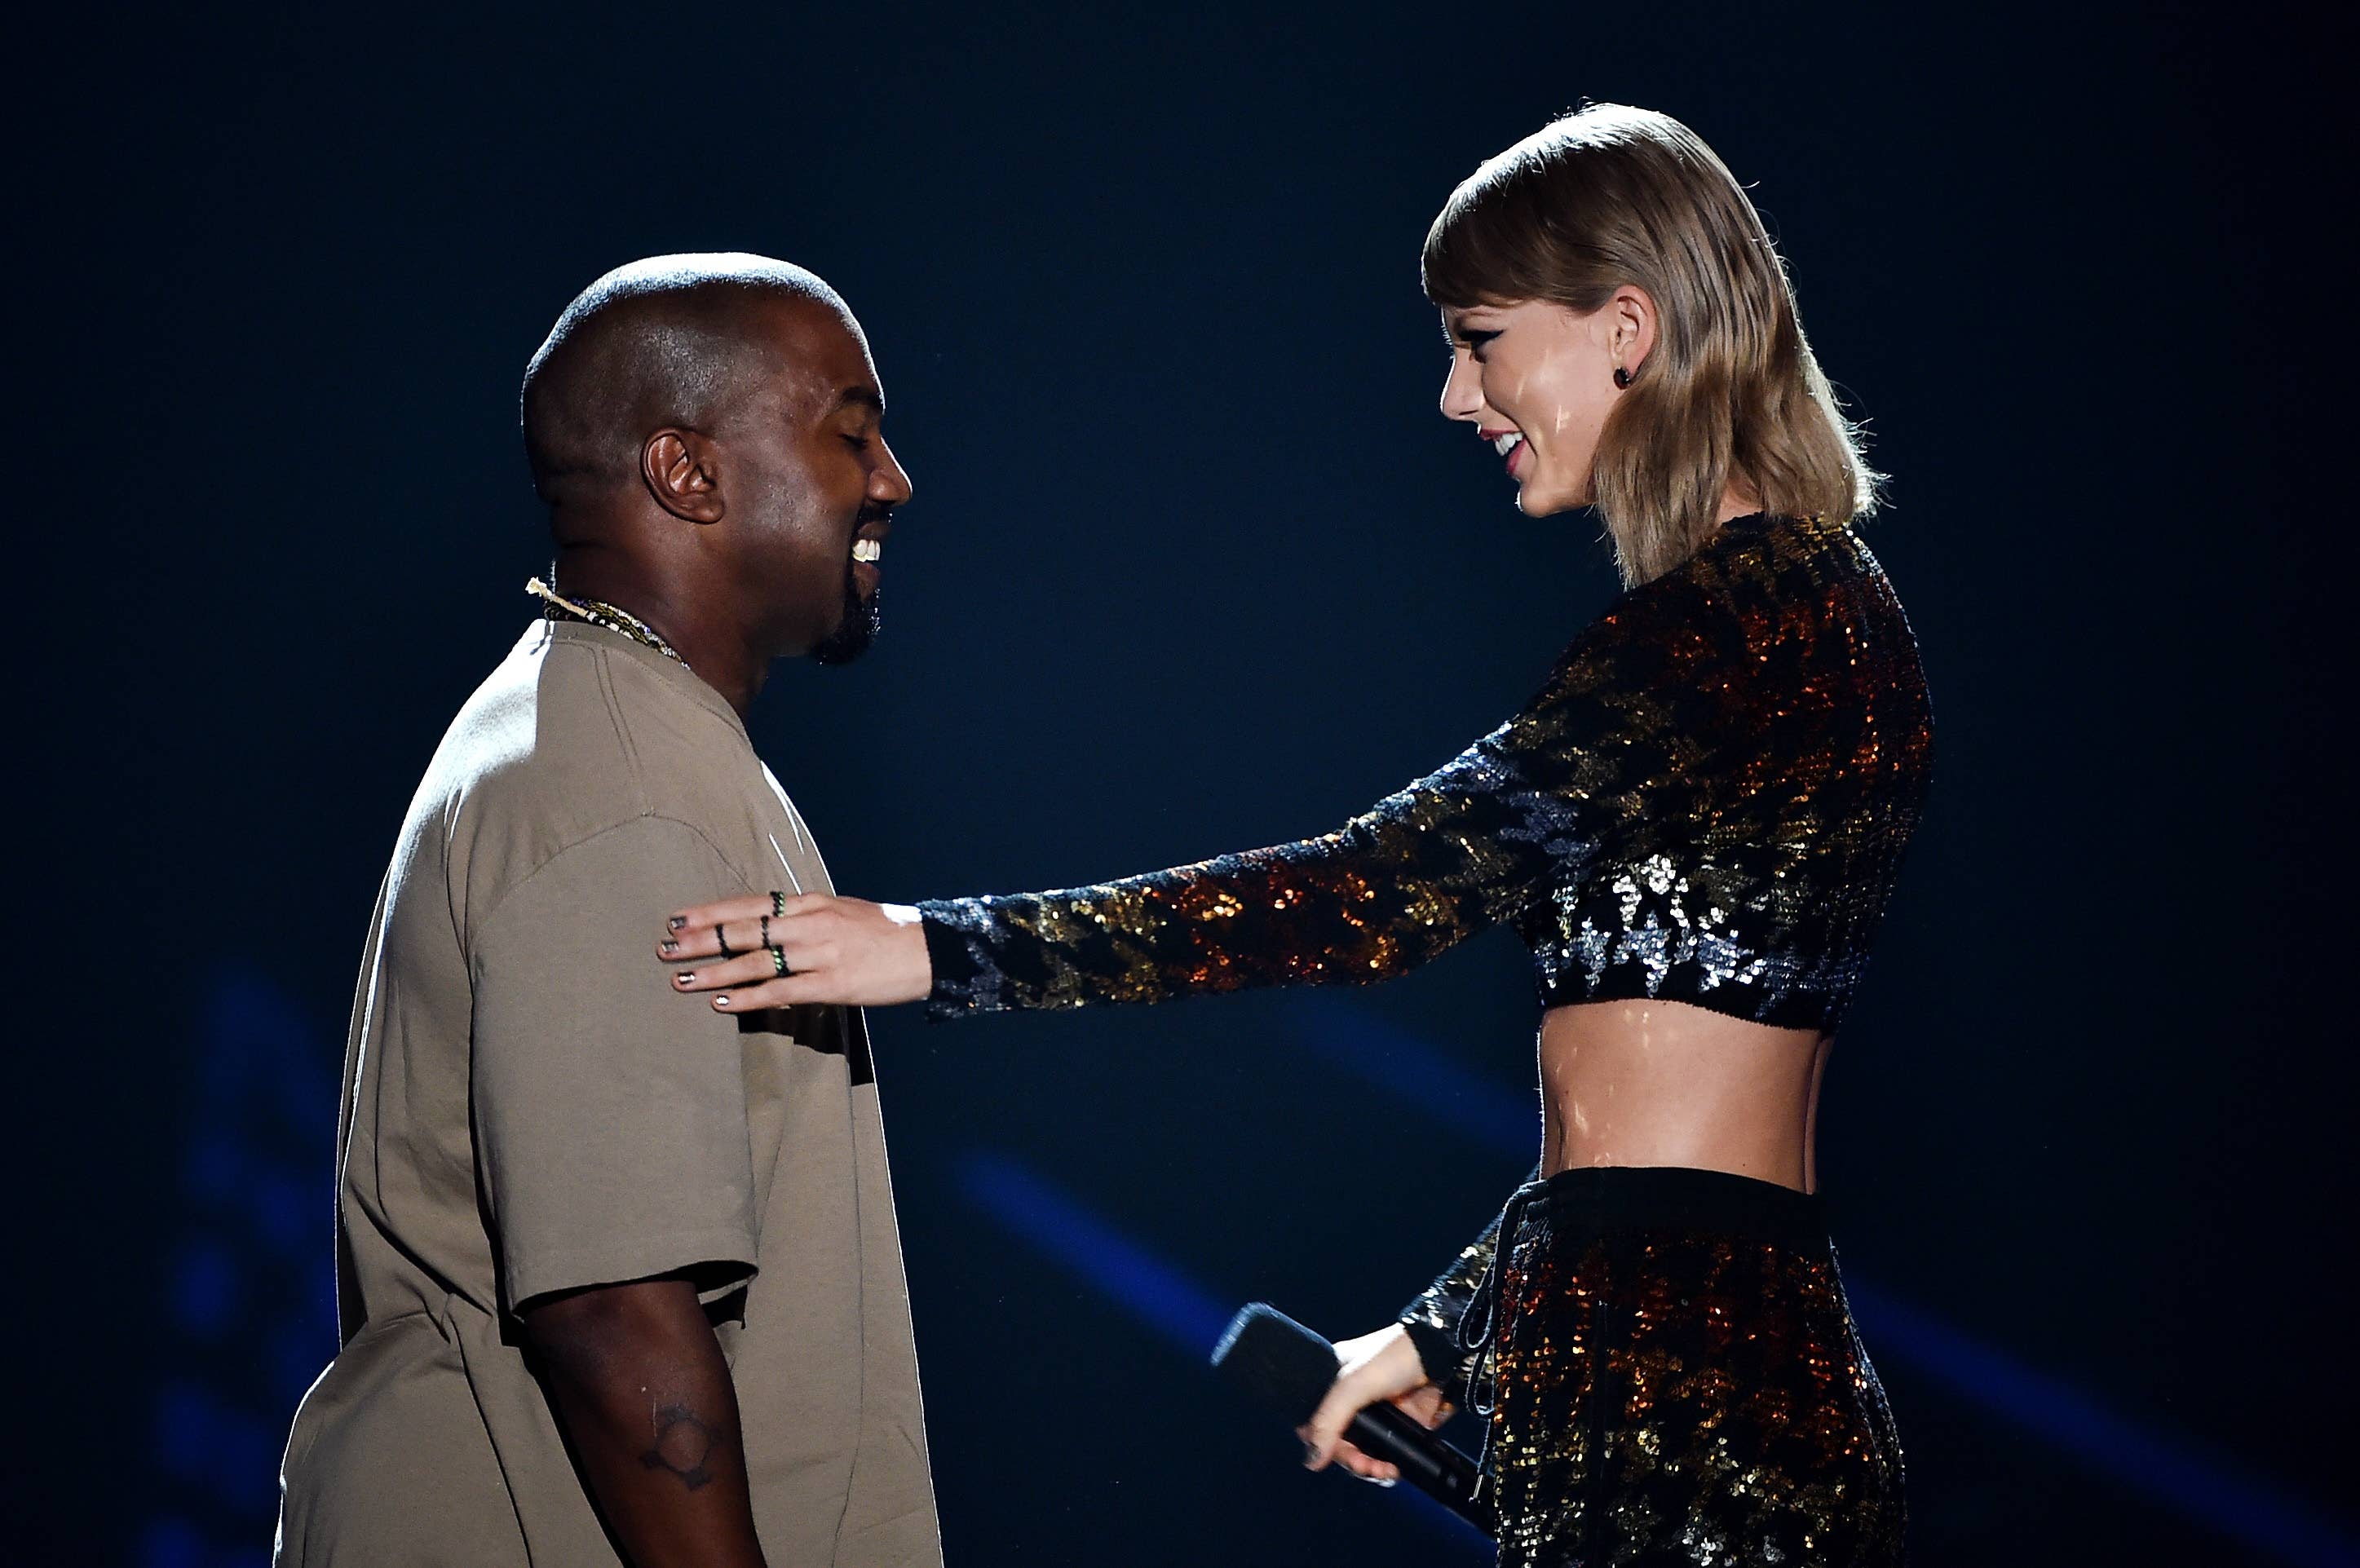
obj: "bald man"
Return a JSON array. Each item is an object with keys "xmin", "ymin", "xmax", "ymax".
[{"xmin": 274, "ymin": 256, "xmax": 939, "ymax": 1567}]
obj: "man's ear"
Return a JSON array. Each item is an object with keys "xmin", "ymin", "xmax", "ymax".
[{"xmin": 641, "ymin": 430, "xmax": 727, "ymax": 524}]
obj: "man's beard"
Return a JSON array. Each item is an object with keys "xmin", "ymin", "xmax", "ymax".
[{"xmin": 809, "ymin": 555, "xmax": 880, "ymax": 666}]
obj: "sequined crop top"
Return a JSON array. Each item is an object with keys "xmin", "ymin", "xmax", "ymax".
[{"xmin": 917, "ymin": 511, "xmax": 1934, "ymax": 1039}]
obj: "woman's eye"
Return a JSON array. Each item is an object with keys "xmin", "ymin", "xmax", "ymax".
[
  {"xmin": 1463, "ymin": 329, "xmax": 1502, "ymax": 360},
  {"xmin": 842, "ymin": 434, "xmax": 872, "ymax": 452}
]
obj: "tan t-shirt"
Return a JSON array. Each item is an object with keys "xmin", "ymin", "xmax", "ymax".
[{"xmin": 275, "ymin": 619, "xmax": 941, "ymax": 1567}]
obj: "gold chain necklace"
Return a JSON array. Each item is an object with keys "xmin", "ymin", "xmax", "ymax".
[{"xmin": 524, "ymin": 576, "xmax": 691, "ymax": 671}]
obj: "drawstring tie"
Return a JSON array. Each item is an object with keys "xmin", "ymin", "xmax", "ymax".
[{"xmin": 1456, "ymin": 1177, "xmax": 1548, "ymax": 1495}]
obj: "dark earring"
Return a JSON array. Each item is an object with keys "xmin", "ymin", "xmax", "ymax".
[{"xmin": 1612, "ymin": 366, "xmax": 1633, "ymax": 390}]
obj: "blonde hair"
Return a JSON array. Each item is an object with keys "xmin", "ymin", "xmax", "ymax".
[{"xmin": 1423, "ymin": 104, "xmax": 1879, "ymax": 585}]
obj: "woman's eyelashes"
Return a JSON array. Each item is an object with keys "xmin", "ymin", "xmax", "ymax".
[{"xmin": 1460, "ymin": 328, "xmax": 1503, "ymax": 362}]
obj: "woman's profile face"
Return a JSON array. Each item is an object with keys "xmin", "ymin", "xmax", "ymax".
[{"xmin": 1439, "ymin": 294, "xmax": 1642, "ymax": 518}]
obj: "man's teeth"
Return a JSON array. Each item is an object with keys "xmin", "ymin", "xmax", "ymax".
[
  {"xmin": 1492, "ymin": 431, "xmax": 1526, "ymax": 457},
  {"xmin": 852, "ymin": 538, "xmax": 882, "ymax": 563}
]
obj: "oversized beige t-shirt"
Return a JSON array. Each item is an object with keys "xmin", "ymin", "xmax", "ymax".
[{"xmin": 276, "ymin": 619, "xmax": 941, "ymax": 1567}]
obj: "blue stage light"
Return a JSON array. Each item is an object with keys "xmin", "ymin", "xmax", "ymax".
[
  {"xmin": 957, "ymin": 1148, "xmax": 1232, "ymax": 1354},
  {"xmin": 955, "ymin": 1146, "xmax": 1492, "ymax": 1553}
]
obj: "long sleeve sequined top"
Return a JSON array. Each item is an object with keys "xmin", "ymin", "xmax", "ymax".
[
  {"xmin": 917, "ymin": 512, "xmax": 1933, "ymax": 1393},
  {"xmin": 920, "ymin": 511, "xmax": 1931, "ymax": 1031}
]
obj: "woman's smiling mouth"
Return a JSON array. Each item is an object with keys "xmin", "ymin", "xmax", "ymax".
[{"xmin": 1482, "ymin": 426, "xmax": 1529, "ymax": 478}]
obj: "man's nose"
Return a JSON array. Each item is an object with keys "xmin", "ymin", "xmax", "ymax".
[{"xmin": 873, "ymin": 439, "xmax": 913, "ymax": 506}]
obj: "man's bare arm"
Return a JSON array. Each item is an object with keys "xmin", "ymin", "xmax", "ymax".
[{"xmin": 523, "ymin": 1275, "xmax": 767, "ymax": 1568}]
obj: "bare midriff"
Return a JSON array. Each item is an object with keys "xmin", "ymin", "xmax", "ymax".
[{"xmin": 1537, "ymin": 998, "xmax": 1831, "ymax": 1194}]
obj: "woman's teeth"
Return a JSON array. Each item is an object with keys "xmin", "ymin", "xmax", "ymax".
[
  {"xmin": 852, "ymin": 538, "xmax": 882, "ymax": 563},
  {"xmin": 1493, "ymin": 431, "xmax": 1526, "ymax": 457}
]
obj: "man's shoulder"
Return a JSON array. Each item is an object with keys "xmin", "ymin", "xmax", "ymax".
[
  {"xmin": 409, "ymin": 626, "xmax": 767, "ymax": 921},
  {"xmin": 429, "ymin": 625, "xmax": 644, "ymax": 836}
]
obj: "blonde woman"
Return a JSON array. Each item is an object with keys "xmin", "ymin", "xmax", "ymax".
[{"xmin": 662, "ymin": 105, "xmax": 1930, "ymax": 1564}]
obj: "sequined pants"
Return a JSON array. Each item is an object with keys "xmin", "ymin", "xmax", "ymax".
[{"xmin": 1478, "ymin": 1167, "xmax": 1905, "ymax": 1566}]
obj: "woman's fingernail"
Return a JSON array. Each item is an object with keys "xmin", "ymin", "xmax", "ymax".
[
  {"xmin": 675, "ymin": 971, "xmax": 695, "ymax": 985},
  {"xmin": 1375, "ymin": 1477, "xmax": 1397, "ymax": 1489},
  {"xmin": 661, "ymin": 941, "xmax": 678, "ymax": 956},
  {"xmin": 713, "ymin": 995, "xmax": 731, "ymax": 1009},
  {"xmin": 668, "ymin": 917, "xmax": 687, "ymax": 931}
]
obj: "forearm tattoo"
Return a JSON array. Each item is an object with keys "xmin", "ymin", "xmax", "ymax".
[{"xmin": 639, "ymin": 1402, "xmax": 718, "ymax": 1491}]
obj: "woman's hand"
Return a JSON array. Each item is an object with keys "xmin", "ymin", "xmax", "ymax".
[
  {"xmin": 657, "ymin": 894, "xmax": 932, "ymax": 1010},
  {"xmin": 1297, "ymin": 1322, "xmax": 1455, "ymax": 1484}
]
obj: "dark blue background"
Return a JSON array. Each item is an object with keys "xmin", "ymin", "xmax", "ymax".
[{"xmin": 24, "ymin": 5, "xmax": 2350, "ymax": 1564}]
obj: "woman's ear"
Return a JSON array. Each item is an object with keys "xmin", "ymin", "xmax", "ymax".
[{"xmin": 1611, "ymin": 285, "xmax": 1659, "ymax": 373}]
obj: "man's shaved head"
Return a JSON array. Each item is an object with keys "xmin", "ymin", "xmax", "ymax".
[
  {"xmin": 521, "ymin": 253, "xmax": 855, "ymax": 505},
  {"xmin": 513, "ymin": 252, "xmax": 910, "ymax": 709}
]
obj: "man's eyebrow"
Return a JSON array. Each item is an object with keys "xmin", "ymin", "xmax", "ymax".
[{"xmin": 832, "ymin": 386, "xmax": 886, "ymax": 417}]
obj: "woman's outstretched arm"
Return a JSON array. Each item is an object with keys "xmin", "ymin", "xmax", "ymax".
[
  {"xmin": 657, "ymin": 558, "xmax": 1750, "ymax": 1018},
  {"xmin": 651, "ymin": 526, "xmax": 1803, "ymax": 1015},
  {"xmin": 653, "ymin": 688, "xmax": 1593, "ymax": 1016},
  {"xmin": 908, "ymin": 700, "xmax": 1625, "ymax": 1016}
]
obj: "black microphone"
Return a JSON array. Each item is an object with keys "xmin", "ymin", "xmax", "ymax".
[{"xmin": 1209, "ymin": 1301, "xmax": 1487, "ymax": 1532}]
